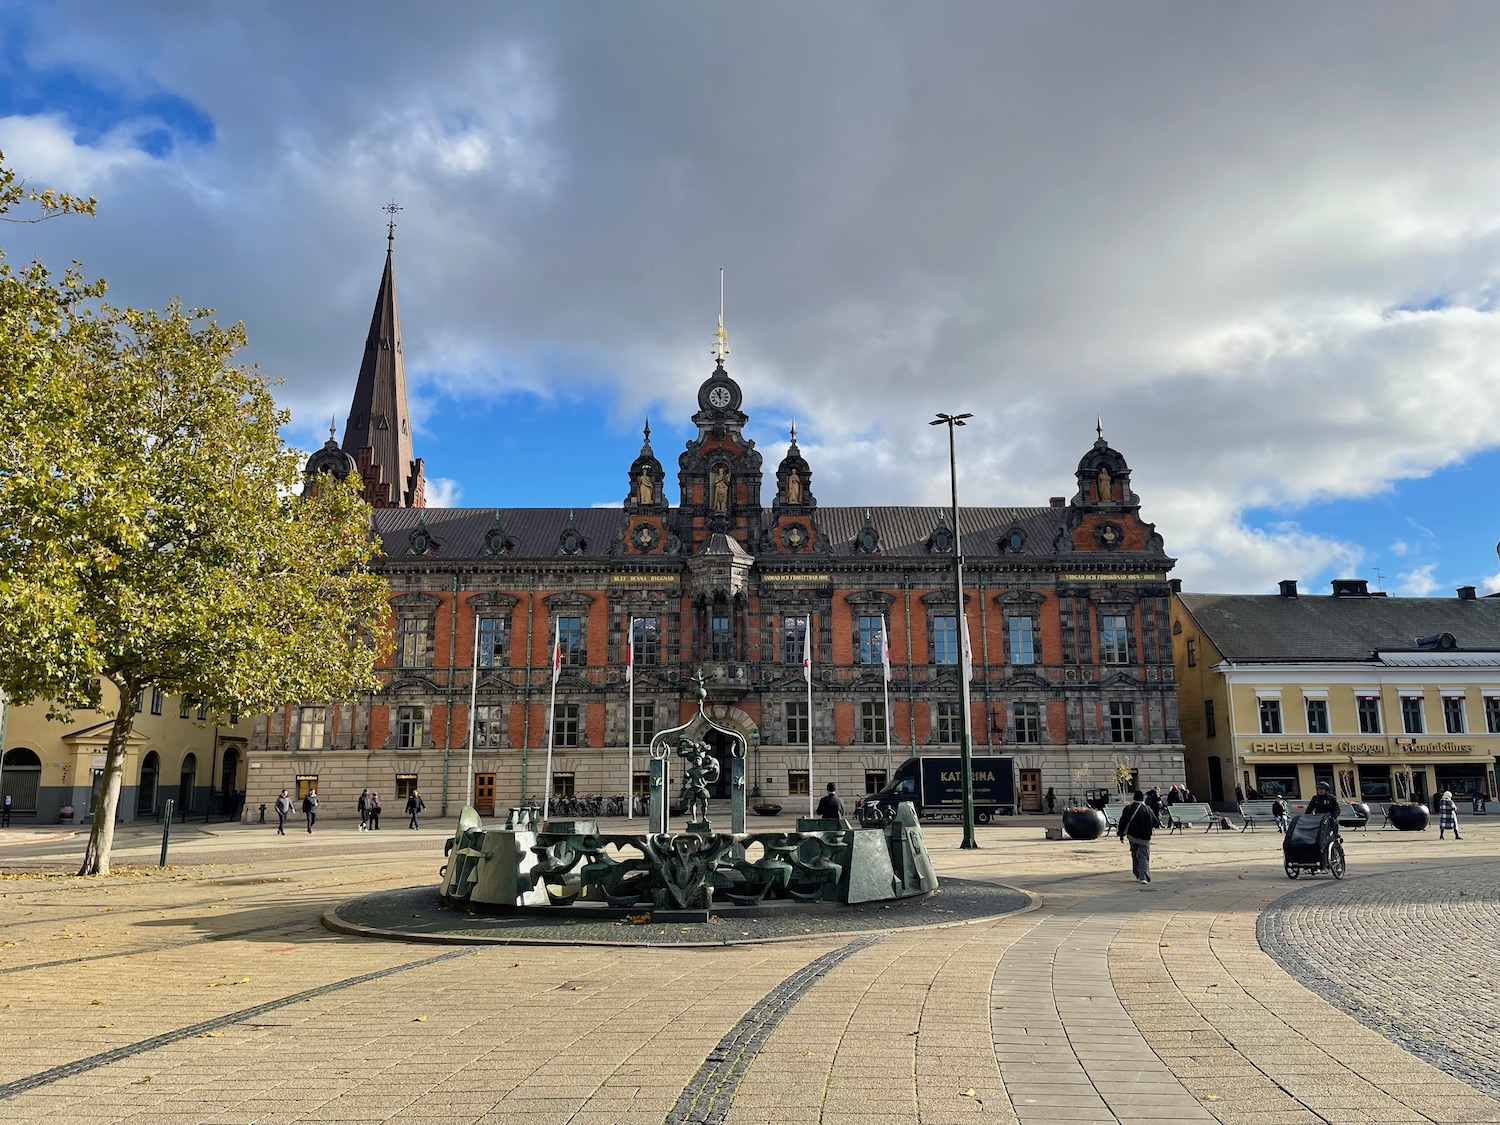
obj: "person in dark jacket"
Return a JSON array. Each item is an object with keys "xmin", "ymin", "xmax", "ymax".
[
  {"xmin": 302, "ymin": 790, "xmax": 319, "ymax": 833},
  {"xmin": 1117, "ymin": 790, "xmax": 1159, "ymax": 884},
  {"xmin": 358, "ymin": 789, "xmax": 370, "ymax": 831},
  {"xmin": 816, "ymin": 782, "xmax": 845, "ymax": 821},
  {"xmin": 1144, "ymin": 787, "xmax": 1162, "ymax": 818},
  {"xmin": 274, "ymin": 789, "xmax": 293, "ymax": 835},
  {"xmin": 1166, "ymin": 784, "xmax": 1182, "ymax": 806},
  {"xmin": 406, "ymin": 790, "xmax": 425, "ymax": 829},
  {"xmin": 367, "ymin": 792, "xmax": 381, "ymax": 830},
  {"xmin": 1306, "ymin": 782, "xmax": 1338, "ymax": 816},
  {"xmin": 1272, "ymin": 795, "xmax": 1288, "ymax": 833}
]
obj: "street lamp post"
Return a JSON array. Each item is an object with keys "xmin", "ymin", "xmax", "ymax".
[{"xmin": 930, "ymin": 411, "xmax": 978, "ymax": 849}]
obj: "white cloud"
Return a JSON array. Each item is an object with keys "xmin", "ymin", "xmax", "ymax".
[
  {"xmin": 0, "ymin": 113, "xmax": 154, "ymax": 190},
  {"xmin": 423, "ymin": 477, "xmax": 463, "ymax": 507},
  {"xmin": 1397, "ymin": 563, "xmax": 1441, "ymax": 597}
]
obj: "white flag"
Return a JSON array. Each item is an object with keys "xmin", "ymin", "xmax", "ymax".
[
  {"xmin": 801, "ymin": 617, "xmax": 812, "ymax": 684},
  {"xmin": 961, "ymin": 615, "xmax": 974, "ymax": 685},
  {"xmin": 551, "ymin": 620, "xmax": 562, "ymax": 686},
  {"xmin": 625, "ymin": 617, "xmax": 634, "ymax": 684},
  {"xmin": 879, "ymin": 618, "xmax": 892, "ymax": 683}
]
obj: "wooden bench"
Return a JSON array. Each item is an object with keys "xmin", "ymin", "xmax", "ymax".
[{"xmin": 1166, "ymin": 802, "xmax": 1222, "ymax": 833}]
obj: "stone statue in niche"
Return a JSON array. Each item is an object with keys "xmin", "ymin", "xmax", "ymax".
[
  {"xmin": 711, "ymin": 467, "xmax": 730, "ymax": 512},
  {"xmin": 1097, "ymin": 466, "xmax": 1112, "ymax": 503},
  {"xmin": 787, "ymin": 472, "xmax": 803, "ymax": 504},
  {"xmin": 637, "ymin": 470, "xmax": 654, "ymax": 505}
]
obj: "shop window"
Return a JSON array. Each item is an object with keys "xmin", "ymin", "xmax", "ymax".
[
  {"xmin": 1356, "ymin": 695, "xmax": 1382, "ymax": 734},
  {"xmin": 864, "ymin": 769, "xmax": 888, "ymax": 795},
  {"xmin": 551, "ymin": 772, "xmax": 575, "ymax": 798},
  {"xmin": 787, "ymin": 769, "xmax": 810, "ymax": 796},
  {"xmin": 935, "ymin": 701, "xmax": 961, "ymax": 743},
  {"xmin": 785, "ymin": 701, "xmax": 809, "ymax": 745},
  {"xmin": 298, "ymin": 706, "xmax": 327, "ymax": 750},
  {"xmin": 1401, "ymin": 696, "xmax": 1425, "ymax": 735},
  {"xmin": 1012, "ymin": 702, "xmax": 1041, "ymax": 744},
  {"xmin": 1204, "ymin": 699, "xmax": 1216, "ymax": 737},
  {"xmin": 1253, "ymin": 767, "xmax": 1301, "ymax": 799},
  {"xmin": 1258, "ymin": 699, "xmax": 1282, "ymax": 735},
  {"xmin": 1008, "ymin": 616, "xmax": 1036, "ymax": 665},
  {"xmin": 860, "ymin": 701, "xmax": 887, "ymax": 744},
  {"xmin": 553, "ymin": 703, "xmax": 580, "ymax": 747},
  {"xmin": 1443, "ymin": 696, "xmax": 1467, "ymax": 735},
  {"xmin": 1108, "ymin": 701, "xmax": 1135, "ymax": 744},
  {"xmin": 1305, "ymin": 698, "xmax": 1329, "ymax": 734},
  {"xmin": 473, "ymin": 704, "xmax": 505, "ymax": 748},
  {"xmin": 395, "ymin": 774, "xmax": 419, "ymax": 800}
]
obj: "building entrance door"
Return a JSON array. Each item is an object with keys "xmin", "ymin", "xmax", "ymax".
[
  {"xmin": 474, "ymin": 773, "xmax": 496, "ymax": 815},
  {"xmin": 703, "ymin": 730, "xmax": 734, "ymax": 800},
  {"xmin": 1018, "ymin": 769, "xmax": 1042, "ymax": 812},
  {"xmin": 1206, "ymin": 756, "xmax": 1224, "ymax": 802}
]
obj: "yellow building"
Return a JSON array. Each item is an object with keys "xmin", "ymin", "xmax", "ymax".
[
  {"xmin": 1173, "ymin": 579, "xmax": 1500, "ymax": 806},
  {"xmin": 0, "ymin": 685, "xmax": 246, "ymax": 825}
]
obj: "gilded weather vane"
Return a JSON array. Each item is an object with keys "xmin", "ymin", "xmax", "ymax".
[{"xmin": 712, "ymin": 268, "xmax": 729, "ymax": 364}]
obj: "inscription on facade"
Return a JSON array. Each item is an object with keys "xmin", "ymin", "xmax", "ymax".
[
  {"xmin": 1058, "ymin": 572, "xmax": 1167, "ymax": 582},
  {"xmin": 1245, "ymin": 738, "xmax": 1480, "ymax": 756}
]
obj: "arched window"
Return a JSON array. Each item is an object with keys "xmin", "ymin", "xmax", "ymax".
[
  {"xmin": 1, "ymin": 748, "xmax": 42, "ymax": 814},
  {"xmin": 136, "ymin": 751, "xmax": 160, "ymax": 817}
]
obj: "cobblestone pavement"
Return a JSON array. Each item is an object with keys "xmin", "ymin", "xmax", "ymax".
[
  {"xmin": 0, "ymin": 819, "xmax": 1498, "ymax": 1123},
  {"xmin": 1259, "ymin": 862, "xmax": 1500, "ymax": 1101}
]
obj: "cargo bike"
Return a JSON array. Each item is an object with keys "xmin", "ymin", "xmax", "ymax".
[{"xmin": 1282, "ymin": 811, "xmax": 1346, "ymax": 879}]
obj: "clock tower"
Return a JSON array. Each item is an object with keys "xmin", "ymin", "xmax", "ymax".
[{"xmin": 677, "ymin": 334, "xmax": 763, "ymax": 552}]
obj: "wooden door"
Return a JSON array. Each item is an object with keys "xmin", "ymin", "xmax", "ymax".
[
  {"xmin": 474, "ymin": 773, "xmax": 496, "ymax": 816},
  {"xmin": 1019, "ymin": 769, "xmax": 1042, "ymax": 812}
]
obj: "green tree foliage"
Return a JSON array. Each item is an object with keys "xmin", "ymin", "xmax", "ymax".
[{"xmin": 0, "ymin": 153, "xmax": 390, "ymax": 874}]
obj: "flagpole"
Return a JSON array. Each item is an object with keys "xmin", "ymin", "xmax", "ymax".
[
  {"xmin": 465, "ymin": 610, "xmax": 480, "ymax": 809},
  {"xmin": 544, "ymin": 620, "xmax": 559, "ymax": 819},
  {"xmin": 881, "ymin": 618, "xmax": 892, "ymax": 783},
  {"xmin": 626, "ymin": 616, "xmax": 635, "ymax": 820},
  {"xmin": 805, "ymin": 614, "xmax": 815, "ymax": 818}
]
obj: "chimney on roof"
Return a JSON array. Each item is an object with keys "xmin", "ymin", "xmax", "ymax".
[
  {"xmin": 1331, "ymin": 578, "xmax": 1370, "ymax": 598},
  {"xmin": 1457, "ymin": 585, "xmax": 1477, "ymax": 601},
  {"xmin": 1278, "ymin": 579, "xmax": 1298, "ymax": 598},
  {"xmin": 1169, "ymin": 578, "xmax": 1182, "ymax": 594},
  {"xmin": 1049, "ymin": 496, "xmax": 1065, "ymax": 508}
]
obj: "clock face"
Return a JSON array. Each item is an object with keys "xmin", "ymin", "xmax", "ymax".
[{"xmin": 708, "ymin": 385, "xmax": 732, "ymax": 408}]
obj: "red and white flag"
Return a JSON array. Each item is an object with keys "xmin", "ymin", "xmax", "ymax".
[
  {"xmin": 625, "ymin": 617, "xmax": 634, "ymax": 684},
  {"xmin": 801, "ymin": 617, "xmax": 812, "ymax": 684},
  {"xmin": 879, "ymin": 618, "xmax": 892, "ymax": 683},
  {"xmin": 551, "ymin": 620, "xmax": 563, "ymax": 686},
  {"xmin": 961, "ymin": 615, "xmax": 974, "ymax": 685}
]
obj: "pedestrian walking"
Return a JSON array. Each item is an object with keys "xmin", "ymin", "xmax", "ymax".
[
  {"xmin": 2, "ymin": 792, "xmax": 12, "ymax": 827},
  {"xmin": 406, "ymin": 790, "xmax": 426, "ymax": 829},
  {"xmin": 367, "ymin": 792, "xmax": 381, "ymax": 830},
  {"xmin": 1272, "ymin": 795, "xmax": 1288, "ymax": 833},
  {"xmin": 274, "ymin": 789, "xmax": 292, "ymax": 835},
  {"xmin": 302, "ymin": 789, "xmax": 319, "ymax": 833},
  {"xmin": 358, "ymin": 788, "xmax": 370, "ymax": 831},
  {"xmin": 1117, "ymin": 789, "xmax": 1159, "ymax": 884},
  {"xmin": 1144, "ymin": 787, "xmax": 1162, "ymax": 819},
  {"xmin": 1438, "ymin": 791, "xmax": 1463, "ymax": 840},
  {"xmin": 816, "ymin": 782, "xmax": 845, "ymax": 821}
]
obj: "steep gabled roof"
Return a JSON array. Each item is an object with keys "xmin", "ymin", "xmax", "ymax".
[{"xmin": 341, "ymin": 248, "xmax": 420, "ymax": 507}]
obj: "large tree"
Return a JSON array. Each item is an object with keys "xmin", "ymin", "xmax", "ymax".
[{"xmin": 0, "ymin": 155, "xmax": 389, "ymax": 874}]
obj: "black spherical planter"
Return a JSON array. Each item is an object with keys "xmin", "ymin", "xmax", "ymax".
[
  {"xmin": 1061, "ymin": 808, "xmax": 1108, "ymax": 840},
  {"xmin": 1388, "ymin": 803, "xmax": 1430, "ymax": 831}
]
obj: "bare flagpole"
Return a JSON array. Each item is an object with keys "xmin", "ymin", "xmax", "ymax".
[
  {"xmin": 804, "ymin": 613, "xmax": 815, "ymax": 817},
  {"xmin": 626, "ymin": 616, "xmax": 635, "ymax": 820},
  {"xmin": 465, "ymin": 608, "xmax": 480, "ymax": 808},
  {"xmin": 544, "ymin": 620, "xmax": 560, "ymax": 819}
]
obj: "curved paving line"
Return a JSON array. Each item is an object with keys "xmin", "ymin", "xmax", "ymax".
[
  {"xmin": 664, "ymin": 933, "xmax": 886, "ymax": 1125},
  {"xmin": 1256, "ymin": 864, "xmax": 1500, "ymax": 1104},
  {"xmin": 0, "ymin": 947, "xmax": 472, "ymax": 1101},
  {"xmin": 0, "ymin": 919, "xmax": 299, "ymax": 976}
]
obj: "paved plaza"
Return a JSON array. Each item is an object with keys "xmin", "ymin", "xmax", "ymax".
[{"xmin": 1, "ymin": 815, "xmax": 1498, "ymax": 1125}]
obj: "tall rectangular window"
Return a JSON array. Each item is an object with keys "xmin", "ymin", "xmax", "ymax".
[
  {"xmin": 477, "ymin": 616, "xmax": 507, "ymax": 668},
  {"xmin": 473, "ymin": 704, "xmax": 505, "ymax": 748},
  {"xmin": 710, "ymin": 613, "xmax": 732, "ymax": 661},
  {"xmin": 396, "ymin": 616, "xmax": 428, "ymax": 668},
  {"xmin": 150, "ymin": 688, "xmax": 163, "ymax": 715},
  {"xmin": 1443, "ymin": 696, "xmax": 1466, "ymax": 734},
  {"xmin": 782, "ymin": 616, "xmax": 807, "ymax": 664},
  {"xmin": 1012, "ymin": 701, "xmax": 1041, "ymax": 744},
  {"xmin": 1186, "ymin": 638, "xmax": 1197, "ymax": 667},
  {"xmin": 1486, "ymin": 697, "xmax": 1500, "ymax": 733},
  {"xmin": 860, "ymin": 701, "xmax": 887, "ymax": 744},
  {"xmin": 1258, "ymin": 699, "xmax": 1282, "ymax": 735},
  {"xmin": 298, "ymin": 706, "xmax": 326, "ymax": 750},
  {"xmin": 133, "ymin": 690, "xmax": 143, "ymax": 713},
  {"xmin": 553, "ymin": 703, "xmax": 580, "ymax": 747},
  {"xmin": 1305, "ymin": 698, "xmax": 1329, "ymax": 734},
  {"xmin": 1357, "ymin": 695, "xmax": 1382, "ymax": 734},
  {"xmin": 936, "ymin": 701, "xmax": 961, "ymax": 743},
  {"xmin": 396, "ymin": 707, "xmax": 423, "ymax": 750},
  {"xmin": 557, "ymin": 617, "xmax": 584, "ymax": 666},
  {"xmin": 1204, "ymin": 699, "xmax": 1217, "ymax": 737},
  {"xmin": 1401, "ymin": 696, "xmax": 1425, "ymax": 735},
  {"xmin": 1008, "ymin": 616, "xmax": 1036, "ymax": 665},
  {"xmin": 632, "ymin": 702, "xmax": 656, "ymax": 746},
  {"xmin": 196, "ymin": 700, "xmax": 208, "ymax": 721},
  {"xmin": 395, "ymin": 774, "xmax": 420, "ymax": 800},
  {"xmin": 551, "ymin": 772, "xmax": 576, "ymax": 798},
  {"xmin": 1100, "ymin": 615, "xmax": 1130, "ymax": 664},
  {"xmin": 785, "ymin": 701, "xmax": 809, "ymax": 745},
  {"xmin": 632, "ymin": 617, "xmax": 659, "ymax": 666},
  {"xmin": 856, "ymin": 616, "xmax": 885, "ymax": 665},
  {"xmin": 787, "ymin": 769, "xmax": 810, "ymax": 796},
  {"xmin": 933, "ymin": 615, "xmax": 958, "ymax": 664},
  {"xmin": 1108, "ymin": 701, "xmax": 1135, "ymax": 743},
  {"xmin": 864, "ymin": 769, "xmax": 888, "ymax": 795},
  {"xmin": 179, "ymin": 696, "xmax": 191, "ymax": 719}
]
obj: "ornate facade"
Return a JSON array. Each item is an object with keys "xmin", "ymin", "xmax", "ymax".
[{"xmin": 248, "ymin": 250, "xmax": 1185, "ymax": 819}]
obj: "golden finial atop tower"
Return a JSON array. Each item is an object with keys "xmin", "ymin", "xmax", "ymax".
[{"xmin": 711, "ymin": 268, "xmax": 729, "ymax": 364}]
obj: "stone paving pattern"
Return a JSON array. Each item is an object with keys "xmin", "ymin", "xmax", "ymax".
[{"xmin": 0, "ymin": 817, "xmax": 1497, "ymax": 1123}]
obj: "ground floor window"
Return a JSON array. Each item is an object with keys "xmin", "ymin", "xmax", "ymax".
[
  {"xmin": 864, "ymin": 769, "xmax": 888, "ymax": 795},
  {"xmin": 1356, "ymin": 764, "xmax": 1392, "ymax": 801},
  {"xmin": 1434, "ymin": 763, "xmax": 1487, "ymax": 798},
  {"xmin": 296, "ymin": 774, "xmax": 318, "ymax": 800},
  {"xmin": 1253, "ymin": 766, "xmax": 1301, "ymax": 799},
  {"xmin": 395, "ymin": 774, "xmax": 419, "ymax": 800},
  {"xmin": 0, "ymin": 748, "xmax": 41, "ymax": 814},
  {"xmin": 632, "ymin": 771, "xmax": 651, "ymax": 797},
  {"xmin": 787, "ymin": 769, "xmax": 810, "ymax": 796},
  {"xmin": 1012, "ymin": 702, "xmax": 1041, "ymax": 744},
  {"xmin": 552, "ymin": 772, "xmax": 576, "ymax": 798}
]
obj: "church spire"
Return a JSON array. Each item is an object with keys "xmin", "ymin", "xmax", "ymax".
[{"xmin": 341, "ymin": 210, "xmax": 425, "ymax": 508}]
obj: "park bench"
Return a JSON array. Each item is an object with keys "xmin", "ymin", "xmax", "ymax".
[
  {"xmin": 1101, "ymin": 801, "xmax": 1130, "ymax": 828},
  {"xmin": 1237, "ymin": 799, "xmax": 1283, "ymax": 831},
  {"xmin": 1166, "ymin": 802, "xmax": 1223, "ymax": 833},
  {"xmin": 1286, "ymin": 799, "xmax": 1371, "ymax": 829}
]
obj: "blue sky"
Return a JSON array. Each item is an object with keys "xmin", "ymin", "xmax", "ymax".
[{"xmin": 6, "ymin": 2, "xmax": 1500, "ymax": 596}]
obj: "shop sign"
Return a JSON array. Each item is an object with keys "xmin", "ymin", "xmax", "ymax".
[{"xmin": 1246, "ymin": 740, "xmax": 1386, "ymax": 755}]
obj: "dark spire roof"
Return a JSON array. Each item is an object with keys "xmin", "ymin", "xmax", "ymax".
[{"xmin": 341, "ymin": 243, "xmax": 424, "ymax": 507}]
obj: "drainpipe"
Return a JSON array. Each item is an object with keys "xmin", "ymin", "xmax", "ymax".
[
  {"xmin": 979, "ymin": 570, "xmax": 992, "ymax": 751},
  {"xmin": 441, "ymin": 573, "xmax": 459, "ymax": 817},
  {"xmin": 903, "ymin": 573, "xmax": 915, "ymax": 755}
]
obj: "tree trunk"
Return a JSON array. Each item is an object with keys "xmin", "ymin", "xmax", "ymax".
[{"xmin": 77, "ymin": 680, "xmax": 140, "ymax": 877}]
